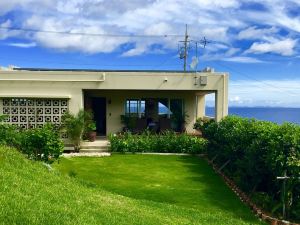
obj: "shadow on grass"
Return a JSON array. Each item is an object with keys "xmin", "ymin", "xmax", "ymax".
[
  {"xmin": 176, "ymin": 156, "xmax": 261, "ymax": 223},
  {"xmin": 56, "ymin": 155, "xmax": 263, "ymax": 224}
]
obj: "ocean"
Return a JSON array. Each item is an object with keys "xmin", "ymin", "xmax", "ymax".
[{"xmin": 205, "ymin": 107, "xmax": 300, "ymax": 125}]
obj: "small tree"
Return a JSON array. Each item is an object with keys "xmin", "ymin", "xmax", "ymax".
[{"xmin": 61, "ymin": 109, "xmax": 93, "ymax": 152}]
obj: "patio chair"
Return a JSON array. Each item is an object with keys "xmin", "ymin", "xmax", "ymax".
[
  {"xmin": 133, "ymin": 118, "xmax": 147, "ymax": 133},
  {"xmin": 159, "ymin": 118, "xmax": 172, "ymax": 132}
]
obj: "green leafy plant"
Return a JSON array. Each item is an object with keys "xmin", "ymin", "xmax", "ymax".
[
  {"xmin": 171, "ymin": 111, "xmax": 189, "ymax": 132},
  {"xmin": 198, "ymin": 116, "xmax": 300, "ymax": 222},
  {"xmin": 19, "ymin": 123, "xmax": 64, "ymax": 162},
  {"xmin": 120, "ymin": 115, "xmax": 137, "ymax": 131},
  {"xmin": 109, "ymin": 131, "xmax": 207, "ymax": 154},
  {"xmin": 0, "ymin": 115, "xmax": 8, "ymax": 122},
  {"xmin": 61, "ymin": 109, "xmax": 93, "ymax": 151},
  {"xmin": 193, "ymin": 117, "xmax": 214, "ymax": 132},
  {"xmin": 86, "ymin": 122, "xmax": 96, "ymax": 132},
  {"xmin": 0, "ymin": 123, "xmax": 21, "ymax": 147}
]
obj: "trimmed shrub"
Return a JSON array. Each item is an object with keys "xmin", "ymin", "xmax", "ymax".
[
  {"xmin": 19, "ymin": 124, "xmax": 64, "ymax": 162},
  {"xmin": 196, "ymin": 116, "xmax": 300, "ymax": 222},
  {"xmin": 109, "ymin": 131, "xmax": 207, "ymax": 154}
]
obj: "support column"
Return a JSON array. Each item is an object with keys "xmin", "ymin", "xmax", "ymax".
[
  {"xmin": 215, "ymin": 75, "xmax": 228, "ymax": 121},
  {"xmin": 69, "ymin": 89, "xmax": 84, "ymax": 115},
  {"xmin": 196, "ymin": 94, "xmax": 206, "ymax": 119}
]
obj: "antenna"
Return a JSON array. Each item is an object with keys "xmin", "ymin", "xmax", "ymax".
[
  {"xmin": 183, "ymin": 24, "xmax": 188, "ymax": 72},
  {"xmin": 178, "ymin": 24, "xmax": 211, "ymax": 72},
  {"xmin": 178, "ymin": 24, "xmax": 189, "ymax": 72},
  {"xmin": 189, "ymin": 37, "xmax": 210, "ymax": 72}
]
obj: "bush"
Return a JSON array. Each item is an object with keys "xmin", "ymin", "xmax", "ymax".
[
  {"xmin": 1, "ymin": 115, "xmax": 63, "ymax": 162},
  {"xmin": 109, "ymin": 131, "xmax": 207, "ymax": 154},
  {"xmin": 0, "ymin": 124, "xmax": 22, "ymax": 148},
  {"xmin": 20, "ymin": 124, "xmax": 64, "ymax": 162},
  {"xmin": 61, "ymin": 109, "xmax": 94, "ymax": 151},
  {"xmin": 197, "ymin": 116, "xmax": 300, "ymax": 222}
]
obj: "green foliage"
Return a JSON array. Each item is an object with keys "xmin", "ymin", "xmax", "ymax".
[
  {"xmin": 198, "ymin": 115, "xmax": 300, "ymax": 222},
  {"xmin": 120, "ymin": 115, "xmax": 137, "ymax": 130},
  {"xmin": 0, "ymin": 123, "xmax": 21, "ymax": 147},
  {"xmin": 19, "ymin": 123, "xmax": 64, "ymax": 162},
  {"xmin": 109, "ymin": 131, "xmax": 207, "ymax": 154},
  {"xmin": 0, "ymin": 146, "xmax": 263, "ymax": 225},
  {"xmin": 193, "ymin": 117, "xmax": 214, "ymax": 132},
  {"xmin": 86, "ymin": 121, "xmax": 96, "ymax": 131},
  {"xmin": 171, "ymin": 111, "xmax": 189, "ymax": 132},
  {"xmin": 0, "ymin": 118, "xmax": 63, "ymax": 162},
  {"xmin": 0, "ymin": 114, "xmax": 8, "ymax": 122},
  {"xmin": 61, "ymin": 109, "xmax": 94, "ymax": 151}
]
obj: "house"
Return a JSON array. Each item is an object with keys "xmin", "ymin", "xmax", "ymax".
[{"xmin": 0, "ymin": 68, "xmax": 228, "ymax": 135}]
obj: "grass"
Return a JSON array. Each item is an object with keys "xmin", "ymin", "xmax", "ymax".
[
  {"xmin": 0, "ymin": 146, "xmax": 264, "ymax": 225},
  {"xmin": 54, "ymin": 153, "xmax": 264, "ymax": 225}
]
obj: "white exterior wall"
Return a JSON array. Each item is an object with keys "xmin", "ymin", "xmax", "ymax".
[{"xmin": 0, "ymin": 70, "xmax": 228, "ymax": 134}]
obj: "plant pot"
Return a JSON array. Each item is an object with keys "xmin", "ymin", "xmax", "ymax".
[{"xmin": 88, "ymin": 131, "xmax": 97, "ymax": 142}]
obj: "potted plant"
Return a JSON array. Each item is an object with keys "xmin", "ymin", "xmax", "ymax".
[{"xmin": 86, "ymin": 121, "xmax": 97, "ymax": 142}]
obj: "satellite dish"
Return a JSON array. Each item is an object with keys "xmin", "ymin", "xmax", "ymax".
[{"xmin": 190, "ymin": 56, "xmax": 199, "ymax": 70}]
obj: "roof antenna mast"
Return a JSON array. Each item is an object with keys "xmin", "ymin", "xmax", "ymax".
[
  {"xmin": 179, "ymin": 25, "xmax": 210, "ymax": 72},
  {"xmin": 178, "ymin": 24, "xmax": 189, "ymax": 72},
  {"xmin": 183, "ymin": 24, "xmax": 188, "ymax": 72}
]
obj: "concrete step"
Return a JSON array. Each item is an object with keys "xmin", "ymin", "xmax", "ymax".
[
  {"xmin": 80, "ymin": 148, "xmax": 110, "ymax": 153},
  {"xmin": 79, "ymin": 145, "xmax": 110, "ymax": 150},
  {"xmin": 80, "ymin": 144, "xmax": 111, "ymax": 149},
  {"xmin": 81, "ymin": 141, "xmax": 110, "ymax": 147},
  {"xmin": 64, "ymin": 138, "xmax": 110, "ymax": 153}
]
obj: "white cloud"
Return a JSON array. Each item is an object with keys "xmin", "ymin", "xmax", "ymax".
[
  {"xmin": 222, "ymin": 56, "xmax": 264, "ymax": 63},
  {"xmin": 246, "ymin": 38, "xmax": 297, "ymax": 56},
  {"xmin": 24, "ymin": 16, "xmax": 131, "ymax": 53},
  {"xmin": 191, "ymin": 0, "xmax": 239, "ymax": 8},
  {"xmin": 0, "ymin": 0, "xmax": 299, "ymax": 57},
  {"xmin": 0, "ymin": 20, "xmax": 22, "ymax": 40},
  {"xmin": 225, "ymin": 48, "xmax": 241, "ymax": 56},
  {"xmin": 229, "ymin": 79, "xmax": 300, "ymax": 107},
  {"xmin": 122, "ymin": 44, "xmax": 148, "ymax": 57},
  {"xmin": 238, "ymin": 26, "xmax": 278, "ymax": 40},
  {"xmin": 7, "ymin": 42, "xmax": 36, "ymax": 48}
]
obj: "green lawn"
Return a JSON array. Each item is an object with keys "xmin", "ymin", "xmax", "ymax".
[
  {"xmin": 0, "ymin": 146, "xmax": 264, "ymax": 224},
  {"xmin": 54, "ymin": 153, "xmax": 264, "ymax": 225}
]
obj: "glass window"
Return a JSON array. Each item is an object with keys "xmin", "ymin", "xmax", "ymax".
[
  {"xmin": 125, "ymin": 98, "xmax": 184, "ymax": 124},
  {"xmin": 170, "ymin": 99, "xmax": 183, "ymax": 116},
  {"xmin": 158, "ymin": 98, "xmax": 169, "ymax": 118},
  {"xmin": 125, "ymin": 99, "xmax": 145, "ymax": 117},
  {"xmin": 140, "ymin": 100, "xmax": 145, "ymax": 117},
  {"xmin": 170, "ymin": 99, "xmax": 184, "ymax": 131},
  {"xmin": 125, "ymin": 99, "xmax": 138, "ymax": 116}
]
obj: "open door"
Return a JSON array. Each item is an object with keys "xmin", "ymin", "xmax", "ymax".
[{"xmin": 91, "ymin": 97, "xmax": 106, "ymax": 136}]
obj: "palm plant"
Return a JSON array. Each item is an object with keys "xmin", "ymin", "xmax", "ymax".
[{"xmin": 61, "ymin": 109, "xmax": 93, "ymax": 152}]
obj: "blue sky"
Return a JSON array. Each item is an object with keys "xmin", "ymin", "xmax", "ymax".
[{"xmin": 0, "ymin": 0, "xmax": 300, "ymax": 107}]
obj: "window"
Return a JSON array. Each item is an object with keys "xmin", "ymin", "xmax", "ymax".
[
  {"xmin": 158, "ymin": 98, "xmax": 169, "ymax": 118},
  {"xmin": 125, "ymin": 99, "xmax": 145, "ymax": 117},
  {"xmin": 125, "ymin": 98, "xmax": 183, "ymax": 121},
  {"xmin": 170, "ymin": 99, "xmax": 184, "ymax": 131}
]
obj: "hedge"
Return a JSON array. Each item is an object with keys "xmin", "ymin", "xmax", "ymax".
[
  {"xmin": 0, "ymin": 116, "xmax": 63, "ymax": 163},
  {"xmin": 109, "ymin": 131, "xmax": 207, "ymax": 154},
  {"xmin": 195, "ymin": 116, "xmax": 300, "ymax": 222}
]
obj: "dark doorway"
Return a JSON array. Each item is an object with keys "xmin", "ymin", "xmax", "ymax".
[{"xmin": 91, "ymin": 97, "xmax": 106, "ymax": 135}]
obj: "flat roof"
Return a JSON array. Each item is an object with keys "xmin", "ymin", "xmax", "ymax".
[{"xmin": 12, "ymin": 68, "xmax": 198, "ymax": 73}]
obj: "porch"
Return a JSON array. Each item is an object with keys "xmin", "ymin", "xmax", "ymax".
[{"xmin": 83, "ymin": 89, "xmax": 223, "ymax": 135}]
